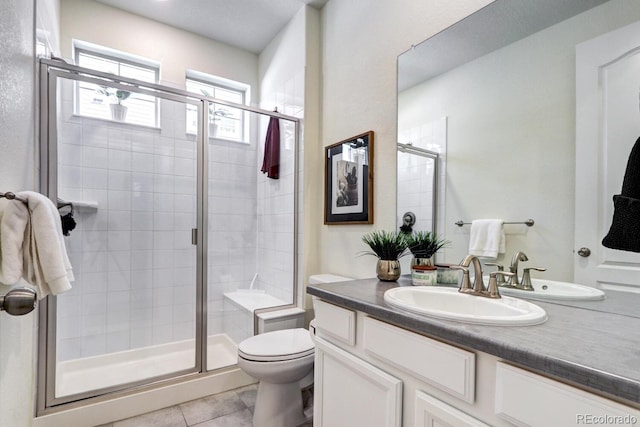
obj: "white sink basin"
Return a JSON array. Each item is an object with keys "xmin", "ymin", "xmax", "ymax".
[
  {"xmin": 383, "ymin": 286, "xmax": 547, "ymax": 326},
  {"xmin": 497, "ymin": 279, "xmax": 605, "ymax": 302}
]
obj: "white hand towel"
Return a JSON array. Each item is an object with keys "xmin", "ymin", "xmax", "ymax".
[
  {"xmin": 468, "ymin": 219, "xmax": 505, "ymax": 260},
  {"xmin": 0, "ymin": 198, "xmax": 30, "ymax": 285},
  {"xmin": 19, "ymin": 191, "xmax": 74, "ymax": 298}
]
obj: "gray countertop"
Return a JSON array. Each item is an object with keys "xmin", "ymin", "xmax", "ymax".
[{"xmin": 307, "ymin": 277, "xmax": 640, "ymax": 406}]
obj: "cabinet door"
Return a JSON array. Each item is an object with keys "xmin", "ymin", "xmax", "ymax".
[
  {"xmin": 415, "ymin": 390, "xmax": 490, "ymax": 427},
  {"xmin": 495, "ymin": 362, "xmax": 640, "ymax": 427},
  {"xmin": 314, "ymin": 336, "xmax": 402, "ymax": 427}
]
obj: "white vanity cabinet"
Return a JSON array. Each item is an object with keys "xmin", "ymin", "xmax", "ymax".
[
  {"xmin": 312, "ymin": 299, "xmax": 402, "ymax": 427},
  {"xmin": 312, "ymin": 297, "xmax": 640, "ymax": 427}
]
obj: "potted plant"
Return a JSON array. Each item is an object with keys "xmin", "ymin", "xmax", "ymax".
[
  {"xmin": 361, "ymin": 230, "xmax": 408, "ymax": 281},
  {"xmin": 405, "ymin": 230, "xmax": 450, "ymax": 267},
  {"xmin": 97, "ymin": 86, "xmax": 131, "ymax": 121}
]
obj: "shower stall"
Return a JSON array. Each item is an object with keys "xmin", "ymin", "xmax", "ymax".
[{"xmin": 36, "ymin": 59, "xmax": 300, "ymax": 411}]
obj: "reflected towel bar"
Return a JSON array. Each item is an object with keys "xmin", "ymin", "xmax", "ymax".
[{"xmin": 455, "ymin": 219, "xmax": 535, "ymax": 227}]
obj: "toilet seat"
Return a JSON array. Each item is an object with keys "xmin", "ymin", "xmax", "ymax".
[{"xmin": 238, "ymin": 328, "xmax": 314, "ymax": 362}]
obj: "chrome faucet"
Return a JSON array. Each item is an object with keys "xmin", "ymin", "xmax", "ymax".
[
  {"xmin": 507, "ymin": 251, "xmax": 528, "ymax": 287},
  {"xmin": 520, "ymin": 266, "xmax": 547, "ymax": 291},
  {"xmin": 504, "ymin": 251, "xmax": 547, "ymax": 291},
  {"xmin": 451, "ymin": 255, "xmax": 510, "ymax": 299},
  {"xmin": 485, "ymin": 262, "xmax": 505, "ymax": 285},
  {"xmin": 461, "ymin": 254, "xmax": 485, "ymax": 294}
]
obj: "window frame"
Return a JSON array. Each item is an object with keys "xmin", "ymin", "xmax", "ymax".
[
  {"xmin": 73, "ymin": 44, "xmax": 161, "ymax": 128},
  {"xmin": 185, "ymin": 73, "xmax": 250, "ymax": 144}
]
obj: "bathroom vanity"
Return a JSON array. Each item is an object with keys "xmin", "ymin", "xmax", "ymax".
[{"xmin": 307, "ymin": 278, "xmax": 640, "ymax": 426}]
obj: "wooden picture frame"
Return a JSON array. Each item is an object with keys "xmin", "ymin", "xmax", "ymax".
[{"xmin": 324, "ymin": 131, "xmax": 374, "ymax": 224}]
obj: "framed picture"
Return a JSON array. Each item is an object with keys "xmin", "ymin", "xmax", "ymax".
[{"xmin": 324, "ymin": 131, "xmax": 374, "ymax": 224}]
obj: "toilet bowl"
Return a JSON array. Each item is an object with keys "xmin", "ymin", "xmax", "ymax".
[
  {"xmin": 238, "ymin": 328, "xmax": 314, "ymax": 427},
  {"xmin": 236, "ymin": 274, "xmax": 353, "ymax": 427}
]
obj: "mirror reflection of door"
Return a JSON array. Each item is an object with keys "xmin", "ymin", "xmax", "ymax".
[{"xmin": 575, "ymin": 19, "xmax": 640, "ymax": 292}]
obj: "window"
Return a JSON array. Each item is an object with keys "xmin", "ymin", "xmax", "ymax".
[
  {"xmin": 74, "ymin": 44, "xmax": 159, "ymax": 127},
  {"xmin": 185, "ymin": 74, "xmax": 248, "ymax": 142}
]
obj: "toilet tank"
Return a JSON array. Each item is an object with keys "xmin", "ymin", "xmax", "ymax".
[{"xmin": 258, "ymin": 275, "xmax": 353, "ymax": 334}]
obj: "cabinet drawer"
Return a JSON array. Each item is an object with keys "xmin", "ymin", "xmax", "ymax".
[
  {"xmin": 313, "ymin": 298, "xmax": 356, "ymax": 345},
  {"xmin": 363, "ymin": 316, "xmax": 475, "ymax": 403},
  {"xmin": 495, "ymin": 362, "xmax": 640, "ymax": 427}
]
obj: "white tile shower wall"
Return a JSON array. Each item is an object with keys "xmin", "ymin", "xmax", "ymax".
[
  {"xmin": 257, "ymin": 70, "xmax": 302, "ymax": 304},
  {"xmin": 56, "ymin": 82, "xmax": 198, "ymax": 360},
  {"xmin": 207, "ymin": 137, "xmax": 258, "ymax": 337},
  {"xmin": 397, "ymin": 151, "xmax": 435, "ymax": 235}
]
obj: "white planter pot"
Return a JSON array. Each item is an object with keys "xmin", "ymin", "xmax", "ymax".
[{"xmin": 110, "ymin": 104, "xmax": 128, "ymax": 121}]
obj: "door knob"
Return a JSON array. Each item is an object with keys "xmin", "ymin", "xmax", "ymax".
[
  {"xmin": 0, "ymin": 287, "xmax": 37, "ymax": 316},
  {"xmin": 577, "ymin": 247, "xmax": 591, "ymax": 258}
]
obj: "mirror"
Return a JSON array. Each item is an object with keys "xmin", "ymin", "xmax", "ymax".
[{"xmin": 397, "ymin": 0, "xmax": 640, "ymax": 317}]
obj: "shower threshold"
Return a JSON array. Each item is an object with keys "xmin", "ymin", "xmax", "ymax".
[{"xmin": 55, "ymin": 334, "xmax": 237, "ymax": 398}]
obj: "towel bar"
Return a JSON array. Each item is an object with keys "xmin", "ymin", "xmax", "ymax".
[{"xmin": 455, "ymin": 219, "xmax": 535, "ymax": 227}]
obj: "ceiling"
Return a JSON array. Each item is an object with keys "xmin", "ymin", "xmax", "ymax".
[{"xmin": 95, "ymin": 0, "xmax": 328, "ymax": 54}]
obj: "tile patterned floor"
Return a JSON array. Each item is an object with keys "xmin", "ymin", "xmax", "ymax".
[{"xmin": 96, "ymin": 384, "xmax": 313, "ymax": 427}]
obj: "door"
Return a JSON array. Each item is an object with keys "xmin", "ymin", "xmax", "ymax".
[
  {"xmin": 40, "ymin": 67, "xmax": 204, "ymax": 407},
  {"xmin": 313, "ymin": 336, "xmax": 403, "ymax": 427},
  {"xmin": 575, "ymin": 19, "xmax": 640, "ymax": 291}
]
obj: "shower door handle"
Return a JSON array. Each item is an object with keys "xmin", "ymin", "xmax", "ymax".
[
  {"xmin": 1, "ymin": 287, "xmax": 37, "ymax": 316},
  {"xmin": 192, "ymin": 228, "xmax": 198, "ymax": 245}
]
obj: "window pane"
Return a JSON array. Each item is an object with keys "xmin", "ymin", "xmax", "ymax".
[
  {"xmin": 78, "ymin": 53, "xmax": 119, "ymax": 75},
  {"xmin": 75, "ymin": 49, "xmax": 158, "ymax": 127},
  {"xmin": 213, "ymin": 87, "xmax": 243, "ymax": 104},
  {"xmin": 186, "ymin": 104, "xmax": 198, "ymax": 135},
  {"xmin": 186, "ymin": 78, "xmax": 246, "ymax": 142},
  {"xmin": 120, "ymin": 63, "xmax": 156, "ymax": 83}
]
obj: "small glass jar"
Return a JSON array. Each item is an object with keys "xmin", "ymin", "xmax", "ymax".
[{"xmin": 411, "ymin": 265, "xmax": 438, "ymax": 286}]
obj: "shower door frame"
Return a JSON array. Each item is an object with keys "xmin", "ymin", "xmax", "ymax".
[{"xmin": 36, "ymin": 58, "xmax": 301, "ymax": 413}]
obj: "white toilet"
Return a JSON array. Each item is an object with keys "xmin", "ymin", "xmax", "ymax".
[{"xmin": 237, "ymin": 274, "xmax": 352, "ymax": 427}]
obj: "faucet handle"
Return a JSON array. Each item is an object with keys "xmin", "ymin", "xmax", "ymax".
[
  {"xmin": 450, "ymin": 265, "xmax": 472, "ymax": 293},
  {"xmin": 485, "ymin": 263, "xmax": 505, "ymax": 284},
  {"xmin": 521, "ymin": 267, "xmax": 547, "ymax": 291},
  {"xmin": 487, "ymin": 271, "xmax": 515, "ymax": 298}
]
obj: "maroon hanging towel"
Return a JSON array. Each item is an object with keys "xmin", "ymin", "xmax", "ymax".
[{"xmin": 261, "ymin": 116, "xmax": 280, "ymax": 179}]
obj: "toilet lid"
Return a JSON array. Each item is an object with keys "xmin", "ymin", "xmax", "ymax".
[{"xmin": 238, "ymin": 328, "xmax": 314, "ymax": 362}]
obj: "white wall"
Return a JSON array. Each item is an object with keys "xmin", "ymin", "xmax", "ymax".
[
  {"xmin": 398, "ymin": 0, "xmax": 640, "ymax": 280},
  {"xmin": 60, "ymin": 0, "xmax": 258, "ymax": 91},
  {"xmin": 0, "ymin": 0, "xmax": 42, "ymax": 424},
  {"xmin": 318, "ymin": 0, "xmax": 493, "ymax": 278}
]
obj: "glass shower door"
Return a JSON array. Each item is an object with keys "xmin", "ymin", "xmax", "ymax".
[{"xmin": 47, "ymin": 71, "xmax": 202, "ymax": 402}]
